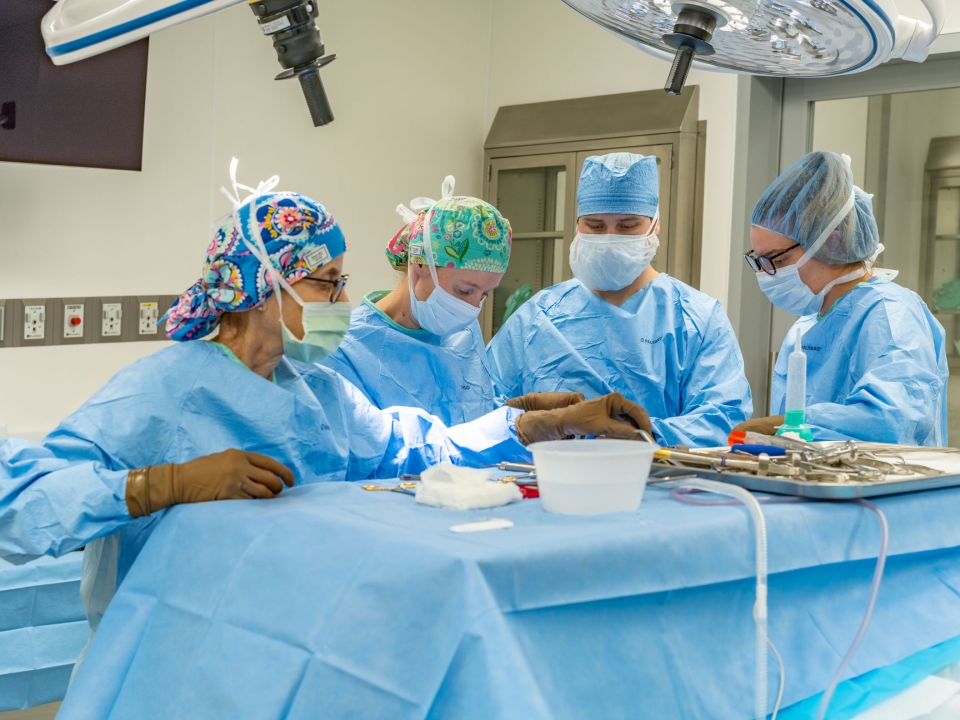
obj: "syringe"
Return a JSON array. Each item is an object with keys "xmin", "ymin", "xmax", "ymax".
[{"xmin": 777, "ymin": 328, "xmax": 814, "ymax": 441}]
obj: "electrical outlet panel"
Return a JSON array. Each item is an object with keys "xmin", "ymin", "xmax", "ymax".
[
  {"xmin": 128, "ymin": 296, "xmax": 161, "ymax": 340},
  {"xmin": 96, "ymin": 297, "xmax": 125, "ymax": 343},
  {"xmin": 55, "ymin": 298, "xmax": 94, "ymax": 345},
  {"xmin": 0, "ymin": 295, "xmax": 179, "ymax": 348},
  {"xmin": 139, "ymin": 303, "xmax": 159, "ymax": 336},
  {"xmin": 15, "ymin": 299, "xmax": 52, "ymax": 347}
]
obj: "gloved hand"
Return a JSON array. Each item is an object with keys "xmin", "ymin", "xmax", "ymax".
[
  {"xmin": 732, "ymin": 415, "xmax": 784, "ymax": 437},
  {"xmin": 515, "ymin": 392, "xmax": 651, "ymax": 445},
  {"xmin": 125, "ymin": 449, "xmax": 296, "ymax": 518},
  {"xmin": 505, "ymin": 392, "xmax": 585, "ymax": 412}
]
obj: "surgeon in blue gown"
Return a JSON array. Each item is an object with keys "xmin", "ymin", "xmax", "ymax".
[
  {"xmin": 737, "ymin": 150, "xmax": 948, "ymax": 445},
  {"xmin": 323, "ymin": 178, "xmax": 583, "ymax": 424},
  {"xmin": 0, "ymin": 173, "xmax": 648, "ymax": 648},
  {"xmin": 486, "ymin": 152, "xmax": 753, "ymax": 447}
]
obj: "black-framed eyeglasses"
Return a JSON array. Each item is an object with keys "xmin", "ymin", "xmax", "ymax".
[
  {"xmin": 743, "ymin": 244, "xmax": 801, "ymax": 276},
  {"xmin": 300, "ymin": 274, "xmax": 349, "ymax": 302}
]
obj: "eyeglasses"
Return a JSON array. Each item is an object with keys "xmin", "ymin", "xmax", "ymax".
[
  {"xmin": 743, "ymin": 244, "xmax": 801, "ymax": 276},
  {"xmin": 300, "ymin": 274, "xmax": 349, "ymax": 302}
]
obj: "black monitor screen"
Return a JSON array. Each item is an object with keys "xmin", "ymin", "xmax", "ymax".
[{"xmin": 0, "ymin": 0, "xmax": 149, "ymax": 171}]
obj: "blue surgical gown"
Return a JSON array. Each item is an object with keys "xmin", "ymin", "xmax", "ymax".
[
  {"xmin": 770, "ymin": 277, "xmax": 948, "ymax": 445},
  {"xmin": 486, "ymin": 277, "xmax": 752, "ymax": 447},
  {"xmin": 322, "ymin": 291, "xmax": 498, "ymax": 424},
  {"xmin": 0, "ymin": 341, "xmax": 527, "ymax": 627}
]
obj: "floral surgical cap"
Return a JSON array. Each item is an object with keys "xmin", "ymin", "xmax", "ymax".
[
  {"xmin": 385, "ymin": 195, "xmax": 512, "ymax": 274},
  {"xmin": 164, "ymin": 191, "xmax": 346, "ymax": 341}
]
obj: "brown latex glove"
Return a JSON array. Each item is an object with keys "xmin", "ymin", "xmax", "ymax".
[
  {"xmin": 125, "ymin": 449, "xmax": 296, "ymax": 518},
  {"xmin": 515, "ymin": 392, "xmax": 652, "ymax": 445},
  {"xmin": 732, "ymin": 415, "xmax": 784, "ymax": 437},
  {"xmin": 505, "ymin": 392, "xmax": 585, "ymax": 412}
]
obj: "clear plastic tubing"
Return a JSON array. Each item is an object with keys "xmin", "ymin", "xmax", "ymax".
[
  {"xmin": 785, "ymin": 327, "xmax": 806, "ymax": 415},
  {"xmin": 677, "ymin": 479, "xmax": 769, "ymax": 720}
]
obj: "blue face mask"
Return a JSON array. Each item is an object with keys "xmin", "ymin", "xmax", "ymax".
[{"xmin": 407, "ymin": 208, "xmax": 482, "ymax": 336}]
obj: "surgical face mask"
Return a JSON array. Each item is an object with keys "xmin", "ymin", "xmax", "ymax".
[
  {"xmin": 239, "ymin": 222, "xmax": 351, "ymax": 363},
  {"xmin": 756, "ymin": 188, "xmax": 877, "ymax": 317},
  {"xmin": 569, "ymin": 212, "xmax": 660, "ymax": 292},
  {"xmin": 407, "ymin": 209, "xmax": 482, "ymax": 336},
  {"xmin": 279, "ymin": 296, "xmax": 352, "ymax": 363}
]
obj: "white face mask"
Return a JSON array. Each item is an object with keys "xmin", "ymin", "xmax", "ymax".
[
  {"xmin": 408, "ymin": 208, "xmax": 482, "ymax": 336},
  {"xmin": 569, "ymin": 212, "xmax": 660, "ymax": 292},
  {"xmin": 756, "ymin": 188, "xmax": 876, "ymax": 317}
]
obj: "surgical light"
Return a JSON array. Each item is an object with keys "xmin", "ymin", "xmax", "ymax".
[{"xmin": 560, "ymin": 0, "xmax": 947, "ymax": 95}]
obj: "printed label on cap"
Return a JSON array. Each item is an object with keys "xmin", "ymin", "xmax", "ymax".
[
  {"xmin": 261, "ymin": 16, "xmax": 291, "ymax": 34},
  {"xmin": 409, "ymin": 245, "xmax": 424, "ymax": 257},
  {"xmin": 303, "ymin": 245, "xmax": 331, "ymax": 268}
]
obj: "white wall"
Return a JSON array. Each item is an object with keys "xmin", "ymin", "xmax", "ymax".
[
  {"xmin": 0, "ymin": 0, "xmax": 740, "ymax": 435},
  {"xmin": 486, "ymin": 0, "xmax": 739, "ymax": 306},
  {"xmin": 0, "ymin": 0, "xmax": 492, "ymax": 435}
]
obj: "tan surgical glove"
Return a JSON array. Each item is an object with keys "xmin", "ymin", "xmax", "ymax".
[
  {"xmin": 732, "ymin": 415, "xmax": 784, "ymax": 437},
  {"xmin": 505, "ymin": 392, "xmax": 586, "ymax": 412},
  {"xmin": 515, "ymin": 392, "xmax": 652, "ymax": 445},
  {"xmin": 125, "ymin": 449, "xmax": 296, "ymax": 518}
]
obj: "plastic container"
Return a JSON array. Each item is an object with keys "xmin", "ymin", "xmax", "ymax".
[{"xmin": 529, "ymin": 439, "xmax": 657, "ymax": 515}]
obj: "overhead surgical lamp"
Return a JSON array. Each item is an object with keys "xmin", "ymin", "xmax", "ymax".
[
  {"xmin": 40, "ymin": 0, "xmax": 337, "ymax": 127},
  {"xmin": 559, "ymin": 0, "xmax": 947, "ymax": 95}
]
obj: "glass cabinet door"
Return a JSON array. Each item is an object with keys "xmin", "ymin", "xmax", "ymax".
[{"xmin": 484, "ymin": 153, "xmax": 577, "ymax": 339}]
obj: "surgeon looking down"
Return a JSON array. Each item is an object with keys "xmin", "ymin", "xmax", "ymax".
[
  {"xmin": 323, "ymin": 177, "xmax": 584, "ymax": 424},
  {"xmin": 487, "ymin": 152, "xmax": 752, "ymax": 447},
  {"xmin": 737, "ymin": 150, "xmax": 948, "ymax": 445},
  {"xmin": 0, "ymin": 164, "xmax": 651, "ymax": 647}
]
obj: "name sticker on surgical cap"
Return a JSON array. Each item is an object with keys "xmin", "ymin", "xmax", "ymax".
[
  {"xmin": 409, "ymin": 245, "xmax": 424, "ymax": 258},
  {"xmin": 303, "ymin": 245, "xmax": 331, "ymax": 268}
]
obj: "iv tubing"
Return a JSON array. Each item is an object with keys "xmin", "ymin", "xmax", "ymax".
[
  {"xmin": 675, "ymin": 479, "xmax": 769, "ymax": 720},
  {"xmin": 815, "ymin": 499, "xmax": 889, "ymax": 720}
]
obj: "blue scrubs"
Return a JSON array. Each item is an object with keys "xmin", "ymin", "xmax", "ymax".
[
  {"xmin": 771, "ymin": 277, "xmax": 948, "ymax": 445},
  {"xmin": 0, "ymin": 341, "xmax": 526, "ymax": 626},
  {"xmin": 322, "ymin": 292, "xmax": 498, "ymax": 425},
  {"xmin": 486, "ymin": 277, "xmax": 752, "ymax": 447}
]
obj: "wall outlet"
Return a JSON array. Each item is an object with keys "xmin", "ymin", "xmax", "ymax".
[
  {"xmin": 128, "ymin": 296, "xmax": 161, "ymax": 341},
  {"xmin": 55, "ymin": 298, "xmax": 94, "ymax": 345},
  {"xmin": 139, "ymin": 302, "xmax": 159, "ymax": 335},
  {"xmin": 15, "ymin": 300, "xmax": 52, "ymax": 347},
  {"xmin": 64, "ymin": 305, "xmax": 84, "ymax": 338},
  {"xmin": 24, "ymin": 305, "xmax": 45, "ymax": 340},
  {"xmin": 103, "ymin": 304, "xmax": 122, "ymax": 336},
  {"xmin": 95, "ymin": 297, "xmax": 125, "ymax": 343}
]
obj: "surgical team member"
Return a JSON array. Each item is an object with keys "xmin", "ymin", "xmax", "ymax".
[
  {"xmin": 324, "ymin": 177, "xmax": 584, "ymax": 424},
  {"xmin": 736, "ymin": 151, "xmax": 948, "ymax": 445},
  {"xmin": 0, "ymin": 171, "xmax": 649, "ymax": 638},
  {"xmin": 487, "ymin": 152, "xmax": 752, "ymax": 447}
]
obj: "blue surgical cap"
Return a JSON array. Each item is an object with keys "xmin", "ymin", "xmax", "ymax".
[
  {"xmin": 751, "ymin": 151, "xmax": 879, "ymax": 265},
  {"xmin": 577, "ymin": 153, "xmax": 659, "ymax": 218}
]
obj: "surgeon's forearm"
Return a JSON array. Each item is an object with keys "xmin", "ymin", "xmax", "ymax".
[
  {"xmin": 0, "ymin": 440, "xmax": 131, "ymax": 564},
  {"xmin": 445, "ymin": 406, "xmax": 531, "ymax": 465},
  {"xmin": 650, "ymin": 406, "xmax": 751, "ymax": 448}
]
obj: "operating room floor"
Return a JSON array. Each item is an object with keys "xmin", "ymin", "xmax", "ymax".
[{"xmin": 0, "ymin": 704, "xmax": 60, "ymax": 719}]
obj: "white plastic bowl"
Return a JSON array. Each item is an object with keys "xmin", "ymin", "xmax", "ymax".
[{"xmin": 529, "ymin": 439, "xmax": 657, "ymax": 515}]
